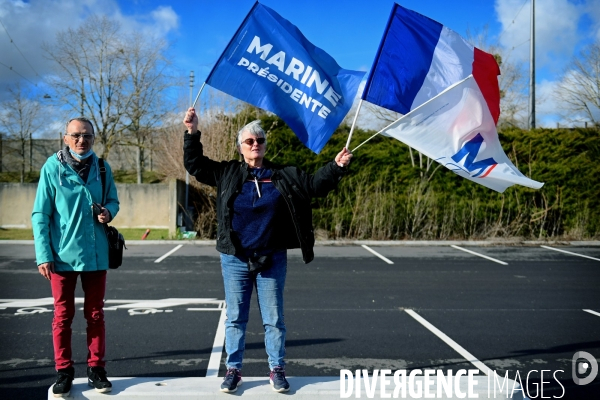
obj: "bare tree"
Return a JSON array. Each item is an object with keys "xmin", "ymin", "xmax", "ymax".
[
  {"xmin": 156, "ymin": 91, "xmax": 248, "ymax": 185},
  {"xmin": 494, "ymin": 53, "xmax": 528, "ymax": 128},
  {"xmin": 119, "ymin": 33, "xmax": 178, "ymax": 183},
  {"xmin": 0, "ymin": 84, "xmax": 43, "ymax": 182},
  {"xmin": 43, "ymin": 15, "xmax": 132, "ymax": 159},
  {"xmin": 555, "ymin": 41, "xmax": 600, "ymax": 128}
]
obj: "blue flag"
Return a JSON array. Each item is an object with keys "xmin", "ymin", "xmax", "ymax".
[{"xmin": 205, "ymin": 2, "xmax": 365, "ymax": 154}]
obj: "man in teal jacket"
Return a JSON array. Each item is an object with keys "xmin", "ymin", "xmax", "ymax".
[{"xmin": 32, "ymin": 117, "xmax": 119, "ymax": 398}]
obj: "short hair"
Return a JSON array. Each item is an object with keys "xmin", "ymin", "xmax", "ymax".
[
  {"xmin": 237, "ymin": 120, "xmax": 266, "ymax": 146},
  {"xmin": 65, "ymin": 117, "xmax": 94, "ymax": 135}
]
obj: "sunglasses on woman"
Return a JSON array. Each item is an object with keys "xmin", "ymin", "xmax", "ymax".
[{"xmin": 242, "ymin": 138, "xmax": 266, "ymax": 146}]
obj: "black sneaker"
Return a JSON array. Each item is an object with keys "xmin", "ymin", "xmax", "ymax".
[
  {"xmin": 52, "ymin": 367, "xmax": 74, "ymax": 398},
  {"xmin": 87, "ymin": 366, "xmax": 112, "ymax": 393},
  {"xmin": 269, "ymin": 366, "xmax": 290, "ymax": 392},
  {"xmin": 220, "ymin": 368, "xmax": 242, "ymax": 393}
]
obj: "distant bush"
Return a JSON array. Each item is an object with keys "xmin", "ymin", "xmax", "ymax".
[{"xmin": 264, "ymin": 115, "xmax": 599, "ymax": 240}]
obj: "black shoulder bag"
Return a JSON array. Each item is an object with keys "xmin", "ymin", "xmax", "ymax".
[{"xmin": 99, "ymin": 158, "xmax": 126, "ymax": 269}]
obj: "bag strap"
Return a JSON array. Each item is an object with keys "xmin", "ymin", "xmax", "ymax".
[
  {"xmin": 98, "ymin": 158, "xmax": 107, "ymax": 205},
  {"xmin": 98, "ymin": 158, "xmax": 109, "ymax": 235}
]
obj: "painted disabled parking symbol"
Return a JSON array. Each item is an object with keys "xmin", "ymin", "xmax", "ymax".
[
  {"xmin": 0, "ymin": 298, "xmax": 57, "ymax": 315},
  {"xmin": 0, "ymin": 298, "xmax": 225, "ymax": 316},
  {"xmin": 15, "ymin": 307, "xmax": 53, "ymax": 315},
  {"xmin": 128, "ymin": 308, "xmax": 174, "ymax": 315}
]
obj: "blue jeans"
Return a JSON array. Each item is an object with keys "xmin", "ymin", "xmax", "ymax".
[{"xmin": 220, "ymin": 251, "xmax": 287, "ymax": 370}]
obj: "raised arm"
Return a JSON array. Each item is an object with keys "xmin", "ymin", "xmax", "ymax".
[{"xmin": 182, "ymin": 107, "xmax": 229, "ymax": 187}]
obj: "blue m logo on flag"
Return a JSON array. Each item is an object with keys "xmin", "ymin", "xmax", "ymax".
[{"xmin": 451, "ymin": 133, "xmax": 497, "ymax": 177}]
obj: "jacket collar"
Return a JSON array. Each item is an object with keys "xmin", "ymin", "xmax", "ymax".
[
  {"xmin": 54, "ymin": 149, "xmax": 99, "ymax": 185},
  {"xmin": 240, "ymin": 158, "xmax": 281, "ymax": 169}
]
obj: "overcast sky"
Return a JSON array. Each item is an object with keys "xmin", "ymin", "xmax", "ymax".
[{"xmin": 1, "ymin": 0, "xmax": 599, "ymax": 128}]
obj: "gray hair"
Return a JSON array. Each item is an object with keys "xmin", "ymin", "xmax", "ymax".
[
  {"xmin": 65, "ymin": 117, "xmax": 95, "ymax": 135},
  {"xmin": 237, "ymin": 120, "xmax": 266, "ymax": 146}
]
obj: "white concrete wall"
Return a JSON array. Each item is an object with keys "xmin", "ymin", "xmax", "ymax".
[
  {"xmin": 0, "ymin": 181, "xmax": 179, "ymax": 236},
  {"xmin": 0, "ymin": 183, "xmax": 38, "ymax": 228}
]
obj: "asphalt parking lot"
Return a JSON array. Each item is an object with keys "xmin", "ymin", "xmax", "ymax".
[{"xmin": 0, "ymin": 242, "xmax": 599, "ymax": 399}]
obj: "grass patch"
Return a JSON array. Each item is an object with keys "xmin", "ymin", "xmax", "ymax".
[
  {"xmin": 0, "ymin": 228, "xmax": 34, "ymax": 240},
  {"xmin": 118, "ymin": 228, "xmax": 170, "ymax": 240},
  {"xmin": 0, "ymin": 228, "xmax": 171, "ymax": 240}
]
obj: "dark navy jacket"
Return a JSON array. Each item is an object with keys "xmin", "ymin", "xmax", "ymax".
[{"xmin": 183, "ymin": 131, "xmax": 347, "ymax": 263}]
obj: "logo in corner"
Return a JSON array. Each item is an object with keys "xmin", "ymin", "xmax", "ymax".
[{"xmin": 573, "ymin": 351, "xmax": 598, "ymax": 385}]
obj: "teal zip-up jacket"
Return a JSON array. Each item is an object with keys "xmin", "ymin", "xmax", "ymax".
[{"xmin": 31, "ymin": 151, "xmax": 120, "ymax": 271}]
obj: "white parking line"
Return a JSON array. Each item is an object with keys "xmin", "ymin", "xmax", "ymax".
[
  {"xmin": 541, "ymin": 245, "xmax": 600, "ymax": 262},
  {"xmin": 405, "ymin": 309, "xmax": 493, "ymax": 376},
  {"xmin": 206, "ymin": 304, "xmax": 228, "ymax": 377},
  {"xmin": 154, "ymin": 245, "xmax": 184, "ymax": 263},
  {"xmin": 361, "ymin": 245, "xmax": 394, "ymax": 264},
  {"xmin": 450, "ymin": 245, "xmax": 508, "ymax": 265},
  {"xmin": 583, "ymin": 309, "xmax": 600, "ymax": 318}
]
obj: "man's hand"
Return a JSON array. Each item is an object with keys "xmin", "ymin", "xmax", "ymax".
[
  {"xmin": 38, "ymin": 262, "xmax": 54, "ymax": 280},
  {"xmin": 184, "ymin": 107, "xmax": 198, "ymax": 134},
  {"xmin": 335, "ymin": 148, "xmax": 353, "ymax": 168},
  {"xmin": 97, "ymin": 208, "xmax": 111, "ymax": 224}
]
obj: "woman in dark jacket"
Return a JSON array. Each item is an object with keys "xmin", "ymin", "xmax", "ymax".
[{"xmin": 183, "ymin": 107, "xmax": 351, "ymax": 393}]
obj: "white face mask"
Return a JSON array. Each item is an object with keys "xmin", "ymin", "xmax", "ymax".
[{"xmin": 69, "ymin": 148, "xmax": 94, "ymax": 160}]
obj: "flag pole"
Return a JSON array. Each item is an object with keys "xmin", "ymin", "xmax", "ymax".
[
  {"xmin": 344, "ymin": 99, "xmax": 364, "ymax": 150},
  {"xmin": 351, "ymin": 117, "xmax": 398, "ymax": 153},
  {"xmin": 185, "ymin": 72, "xmax": 198, "ymax": 232},
  {"xmin": 192, "ymin": 82, "xmax": 207, "ymax": 109},
  {"xmin": 348, "ymin": 2, "xmax": 397, "ymax": 152}
]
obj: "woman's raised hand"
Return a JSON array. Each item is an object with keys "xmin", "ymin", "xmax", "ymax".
[{"xmin": 184, "ymin": 107, "xmax": 198, "ymax": 134}]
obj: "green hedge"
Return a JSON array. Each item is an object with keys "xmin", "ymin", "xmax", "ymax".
[{"xmin": 263, "ymin": 115, "xmax": 599, "ymax": 240}]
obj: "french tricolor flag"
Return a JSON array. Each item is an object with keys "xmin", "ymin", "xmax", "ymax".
[
  {"xmin": 362, "ymin": 3, "xmax": 501, "ymax": 124},
  {"xmin": 355, "ymin": 4, "xmax": 543, "ymax": 192}
]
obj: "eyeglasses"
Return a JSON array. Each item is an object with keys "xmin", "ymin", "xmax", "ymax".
[
  {"xmin": 242, "ymin": 138, "xmax": 265, "ymax": 146},
  {"xmin": 65, "ymin": 133, "xmax": 94, "ymax": 141}
]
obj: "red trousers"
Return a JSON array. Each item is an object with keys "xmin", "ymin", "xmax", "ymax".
[{"xmin": 50, "ymin": 270, "xmax": 107, "ymax": 370}]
